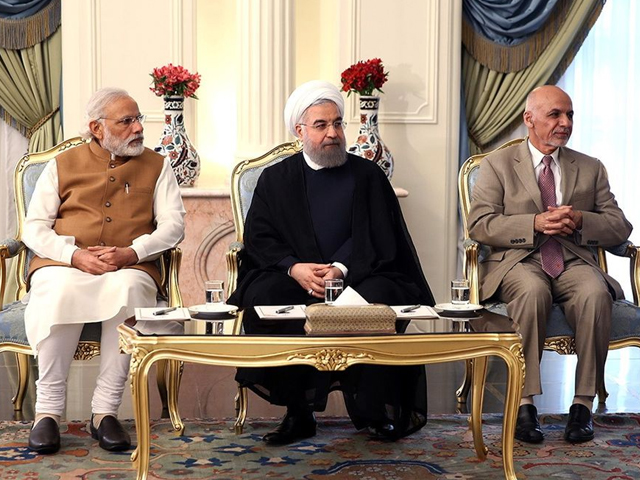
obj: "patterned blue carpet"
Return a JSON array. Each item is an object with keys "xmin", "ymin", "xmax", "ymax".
[{"xmin": 1, "ymin": 414, "xmax": 640, "ymax": 479}]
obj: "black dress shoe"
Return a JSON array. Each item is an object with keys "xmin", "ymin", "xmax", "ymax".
[
  {"xmin": 28, "ymin": 417, "xmax": 61, "ymax": 454},
  {"xmin": 263, "ymin": 412, "xmax": 316, "ymax": 445},
  {"xmin": 90, "ymin": 415, "xmax": 131, "ymax": 451},
  {"xmin": 367, "ymin": 422, "xmax": 397, "ymax": 441},
  {"xmin": 564, "ymin": 404, "xmax": 594, "ymax": 443},
  {"xmin": 514, "ymin": 404, "xmax": 544, "ymax": 443}
]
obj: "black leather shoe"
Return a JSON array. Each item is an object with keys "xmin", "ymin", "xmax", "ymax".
[
  {"xmin": 263, "ymin": 412, "xmax": 316, "ymax": 445},
  {"xmin": 28, "ymin": 417, "xmax": 60, "ymax": 454},
  {"xmin": 90, "ymin": 415, "xmax": 131, "ymax": 451},
  {"xmin": 368, "ymin": 422, "xmax": 397, "ymax": 441},
  {"xmin": 564, "ymin": 404, "xmax": 594, "ymax": 443},
  {"xmin": 514, "ymin": 404, "xmax": 544, "ymax": 443}
]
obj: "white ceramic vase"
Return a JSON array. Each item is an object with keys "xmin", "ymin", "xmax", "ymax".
[
  {"xmin": 154, "ymin": 96, "xmax": 201, "ymax": 187},
  {"xmin": 348, "ymin": 95, "xmax": 394, "ymax": 179}
]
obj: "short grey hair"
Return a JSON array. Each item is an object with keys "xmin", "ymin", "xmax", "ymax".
[{"xmin": 79, "ymin": 87, "xmax": 131, "ymax": 139}]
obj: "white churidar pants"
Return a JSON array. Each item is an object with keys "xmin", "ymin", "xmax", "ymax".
[{"xmin": 25, "ymin": 266, "xmax": 183, "ymax": 416}]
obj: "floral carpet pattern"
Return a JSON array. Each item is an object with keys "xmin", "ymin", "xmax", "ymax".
[{"xmin": 1, "ymin": 414, "xmax": 640, "ymax": 479}]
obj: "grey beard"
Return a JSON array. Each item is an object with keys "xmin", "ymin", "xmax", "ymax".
[
  {"xmin": 101, "ymin": 132, "xmax": 145, "ymax": 157},
  {"xmin": 306, "ymin": 144, "xmax": 348, "ymax": 168}
]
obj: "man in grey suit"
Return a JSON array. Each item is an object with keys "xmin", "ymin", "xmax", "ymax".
[{"xmin": 468, "ymin": 85, "xmax": 632, "ymax": 444}]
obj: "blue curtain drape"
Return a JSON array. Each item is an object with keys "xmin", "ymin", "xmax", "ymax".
[
  {"xmin": 463, "ymin": 0, "xmax": 559, "ymax": 46},
  {"xmin": 0, "ymin": 0, "xmax": 53, "ymax": 19},
  {"xmin": 0, "ymin": 0, "xmax": 58, "ymax": 49}
]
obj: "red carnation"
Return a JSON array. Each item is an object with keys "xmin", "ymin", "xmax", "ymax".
[
  {"xmin": 150, "ymin": 63, "xmax": 201, "ymax": 99},
  {"xmin": 340, "ymin": 58, "xmax": 388, "ymax": 96}
]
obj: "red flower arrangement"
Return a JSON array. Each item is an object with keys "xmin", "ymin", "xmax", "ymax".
[
  {"xmin": 149, "ymin": 63, "xmax": 202, "ymax": 99},
  {"xmin": 340, "ymin": 58, "xmax": 389, "ymax": 97}
]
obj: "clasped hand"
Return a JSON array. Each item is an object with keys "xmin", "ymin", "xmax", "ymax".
[
  {"xmin": 289, "ymin": 263, "xmax": 343, "ymax": 299},
  {"xmin": 535, "ymin": 205, "xmax": 583, "ymax": 236},
  {"xmin": 71, "ymin": 246, "xmax": 138, "ymax": 274}
]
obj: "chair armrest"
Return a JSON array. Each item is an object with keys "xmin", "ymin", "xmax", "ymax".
[
  {"xmin": 619, "ymin": 242, "xmax": 640, "ymax": 306},
  {"xmin": 600, "ymin": 241, "xmax": 640, "ymax": 307},
  {"xmin": 606, "ymin": 240, "xmax": 636, "ymax": 258},
  {"xmin": 1, "ymin": 238, "xmax": 24, "ymax": 258},
  {"xmin": 226, "ymin": 241, "xmax": 244, "ymax": 296},
  {"xmin": 1, "ymin": 239, "xmax": 26, "ymax": 308},
  {"xmin": 462, "ymin": 239, "xmax": 480, "ymax": 305},
  {"xmin": 162, "ymin": 247, "xmax": 183, "ymax": 307}
]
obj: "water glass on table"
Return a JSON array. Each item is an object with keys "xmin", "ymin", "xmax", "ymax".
[
  {"xmin": 324, "ymin": 279, "xmax": 344, "ymax": 304},
  {"xmin": 204, "ymin": 280, "xmax": 225, "ymax": 335},
  {"xmin": 451, "ymin": 279, "xmax": 470, "ymax": 305},
  {"xmin": 205, "ymin": 280, "xmax": 225, "ymax": 304}
]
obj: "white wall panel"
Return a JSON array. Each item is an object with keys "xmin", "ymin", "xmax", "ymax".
[
  {"xmin": 62, "ymin": 0, "xmax": 196, "ymax": 145},
  {"xmin": 342, "ymin": 0, "xmax": 439, "ymax": 124}
]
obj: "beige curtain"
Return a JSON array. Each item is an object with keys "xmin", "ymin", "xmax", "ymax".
[
  {"xmin": 463, "ymin": 0, "xmax": 604, "ymax": 154},
  {"xmin": 0, "ymin": 26, "xmax": 62, "ymax": 151}
]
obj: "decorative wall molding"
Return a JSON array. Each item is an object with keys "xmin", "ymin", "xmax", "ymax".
[{"xmin": 343, "ymin": 0, "xmax": 439, "ymax": 124}]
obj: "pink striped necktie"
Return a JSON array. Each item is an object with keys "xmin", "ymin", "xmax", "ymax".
[{"xmin": 538, "ymin": 155, "xmax": 564, "ymax": 278}]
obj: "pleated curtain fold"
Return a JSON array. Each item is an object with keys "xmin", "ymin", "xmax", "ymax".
[{"xmin": 462, "ymin": 0, "xmax": 605, "ymax": 154}]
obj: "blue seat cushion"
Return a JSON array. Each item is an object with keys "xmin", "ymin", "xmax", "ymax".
[
  {"xmin": 0, "ymin": 301, "xmax": 29, "ymax": 345},
  {"xmin": 0, "ymin": 301, "xmax": 101, "ymax": 346},
  {"xmin": 485, "ymin": 299, "xmax": 640, "ymax": 341}
]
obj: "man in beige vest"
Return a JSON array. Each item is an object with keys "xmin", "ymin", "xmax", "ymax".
[
  {"xmin": 23, "ymin": 88, "xmax": 185, "ymax": 454},
  {"xmin": 468, "ymin": 85, "xmax": 632, "ymax": 444}
]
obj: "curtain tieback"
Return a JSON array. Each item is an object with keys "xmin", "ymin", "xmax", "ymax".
[{"xmin": 27, "ymin": 106, "xmax": 59, "ymax": 139}]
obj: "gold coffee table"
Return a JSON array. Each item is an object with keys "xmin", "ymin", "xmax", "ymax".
[{"xmin": 118, "ymin": 311, "xmax": 524, "ymax": 480}]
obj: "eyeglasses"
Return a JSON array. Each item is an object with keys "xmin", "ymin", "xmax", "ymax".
[
  {"xmin": 99, "ymin": 114, "xmax": 146, "ymax": 127},
  {"xmin": 298, "ymin": 121, "xmax": 347, "ymax": 133}
]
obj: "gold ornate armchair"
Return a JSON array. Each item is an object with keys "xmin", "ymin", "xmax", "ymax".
[
  {"xmin": 226, "ymin": 140, "xmax": 303, "ymax": 433},
  {"xmin": 0, "ymin": 137, "xmax": 183, "ymax": 418},
  {"xmin": 457, "ymin": 137, "xmax": 640, "ymax": 403}
]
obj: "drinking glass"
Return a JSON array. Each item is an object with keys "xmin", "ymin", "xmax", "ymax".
[
  {"xmin": 451, "ymin": 279, "xmax": 470, "ymax": 305},
  {"xmin": 205, "ymin": 280, "xmax": 225, "ymax": 305},
  {"xmin": 324, "ymin": 279, "xmax": 344, "ymax": 304}
]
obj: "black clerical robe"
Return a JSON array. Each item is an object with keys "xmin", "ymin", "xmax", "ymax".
[{"xmin": 228, "ymin": 152, "xmax": 434, "ymax": 439}]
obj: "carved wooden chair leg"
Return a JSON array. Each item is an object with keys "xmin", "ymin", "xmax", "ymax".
[
  {"xmin": 166, "ymin": 360, "xmax": 184, "ymax": 435},
  {"xmin": 234, "ymin": 385, "xmax": 248, "ymax": 434},
  {"xmin": 456, "ymin": 358, "xmax": 473, "ymax": 404},
  {"xmin": 12, "ymin": 352, "xmax": 30, "ymax": 411}
]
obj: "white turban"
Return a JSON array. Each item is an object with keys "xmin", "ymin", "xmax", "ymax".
[{"xmin": 284, "ymin": 80, "xmax": 345, "ymax": 137}]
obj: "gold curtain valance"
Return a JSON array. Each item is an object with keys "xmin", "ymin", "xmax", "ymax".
[
  {"xmin": 0, "ymin": 0, "xmax": 60, "ymax": 50},
  {"xmin": 462, "ymin": 0, "xmax": 572, "ymax": 74}
]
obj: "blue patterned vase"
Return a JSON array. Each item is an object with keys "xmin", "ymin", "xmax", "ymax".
[
  {"xmin": 348, "ymin": 95, "xmax": 394, "ymax": 179},
  {"xmin": 154, "ymin": 96, "xmax": 200, "ymax": 187}
]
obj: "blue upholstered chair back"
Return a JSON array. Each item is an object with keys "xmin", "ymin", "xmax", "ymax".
[
  {"xmin": 230, "ymin": 141, "xmax": 303, "ymax": 242},
  {"xmin": 10, "ymin": 137, "xmax": 87, "ymax": 300}
]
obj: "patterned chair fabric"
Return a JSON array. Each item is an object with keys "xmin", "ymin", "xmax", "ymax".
[{"xmin": 457, "ymin": 137, "xmax": 640, "ymax": 403}]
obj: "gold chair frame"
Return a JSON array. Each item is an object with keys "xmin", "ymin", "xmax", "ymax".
[
  {"xmin": 457, "ymin": 137, "xmax": 640, "ymax": 403},
  {"xmin": 0, "ymin": 137, "xmax": 183, "ymax": 418},
  {"xmin": 226, "ymin": 140, "xmax": 303, "ymax": 432}
]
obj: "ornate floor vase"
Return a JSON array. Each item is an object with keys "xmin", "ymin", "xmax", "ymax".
[
  {"xmin": 154, "ymin": 96, "xmax": 200, "ymax": 187},
  {"xmin": 348, "ymin": 95, "xmax": 394, "ymax": 178}
]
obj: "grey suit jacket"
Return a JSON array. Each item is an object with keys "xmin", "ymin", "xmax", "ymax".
[{"xmin": 467, "ymin": 140, "xmax": 633, "ymax": 301}]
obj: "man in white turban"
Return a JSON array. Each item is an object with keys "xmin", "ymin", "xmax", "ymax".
[
  {"xmin": 283, "ymin": 80, "xmax": 345, "ymax": 137},
  {"xmin": 228, "ymin": 80, "xmax": 434, "ymax": 445}
]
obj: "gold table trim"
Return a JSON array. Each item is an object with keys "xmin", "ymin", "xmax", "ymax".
[{"xmin": 118, "ymin": 323, "xmax": 524, "ymax": 480}]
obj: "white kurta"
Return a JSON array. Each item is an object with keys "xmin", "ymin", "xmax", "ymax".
[{"xmin": 22, "ymin": 156, "xmax": 186, "ymax": 352}]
